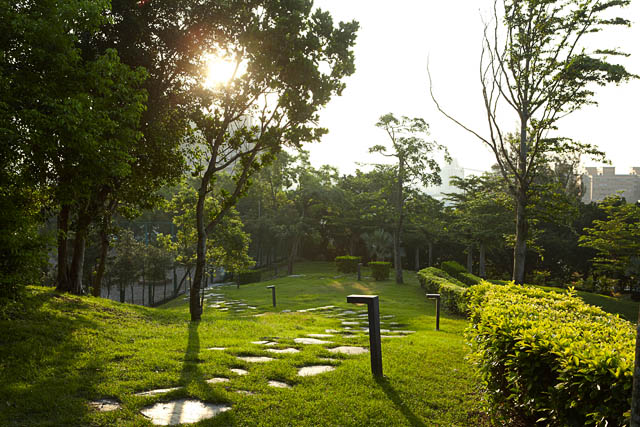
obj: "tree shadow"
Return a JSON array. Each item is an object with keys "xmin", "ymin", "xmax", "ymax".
[{"xmin": 375, "ymin": 377, "xmax": 427, "ymax": 427}]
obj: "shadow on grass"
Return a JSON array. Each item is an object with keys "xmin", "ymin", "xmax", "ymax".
[{"xmin": 375, "ymin": 377, "xmax": 426, "ymax": 427}]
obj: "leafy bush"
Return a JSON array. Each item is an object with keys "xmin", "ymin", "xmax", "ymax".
[
  {"xmin": 457, "ymin": 272, "xmax": 482, "ymax": 287},
  {"xmin": 417, "ymin": 268, "xmax": 468, "ymax": 315},
  {"xmin": 440, "ymin": 260, "xmax": 467, "ymax": 277},
  {"xmin": 369, "ymin": 261, "xmax": 391, "ymax": 281},
  {"xmin": 237, "ymin": 270, "xmax": 261, "ymax": 285},
  {"xmin": 466, "ymin": 283, "xmax": 634, "ymax": 426},
  {"xmin": 335, "ymin": 256, "xmax": 360, "ymax": 273}
]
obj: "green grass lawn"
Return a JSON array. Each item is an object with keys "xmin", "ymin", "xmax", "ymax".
[{"xmin": 0, "ymin": 262, "xmax": 483, "ymax": 426}]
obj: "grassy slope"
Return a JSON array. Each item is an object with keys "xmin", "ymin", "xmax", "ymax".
[{"xmin": 1, "ymin": 262, "xmax": 481, "ymax": 426}]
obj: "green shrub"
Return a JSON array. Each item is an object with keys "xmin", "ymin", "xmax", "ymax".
[
  {"xmin": 466, "ymin": 283, "xmax": 634, "ymax": 426},
  {"xmin": 369, "ymin": 261, "xmax": 391, "ymax": 281},
  {"xmin": 440, "ymin": 260, "xmax": 467, "ymax": 277},
  {"xmin": 417, "ymin": 268, "xmax": 468, "ymax": 315},
  {"xmin": 335, "ymin": 256, "xmax": 360, "ymax": 273},
  {"xmin": 237, "ymin": 270, "xmax": 261, "ymax": 285},
  {"xmin": 457, "ymin": 272, "xmax": 482, "ymax": 286}
]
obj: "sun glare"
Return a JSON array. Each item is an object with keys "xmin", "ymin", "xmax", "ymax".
[{"xmin": 204, "ymin": 54, "xmax": 245, "ymax": 88}]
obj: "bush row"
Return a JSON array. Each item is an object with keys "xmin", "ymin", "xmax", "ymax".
[
  {"xmin": 417, "ymin": 267, "xmax": 467, "ymax": 315},
  {"xmin": 335, "ymin": 256, "xmax": 360, "ymax": 273},
  {"xmin": 369, "ymin": 261, "xmax": 391, "ymax": 281},
  {"xmin": 237, "ymin": 269, "xmax": 262, "ymax": 285},
  {"xmin": 466, "ymin": 283, "xmax": 634, "ymax": 426}
]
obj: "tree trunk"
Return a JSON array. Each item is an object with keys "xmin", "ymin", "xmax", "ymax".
[
  {"xmin": 119, "ymin": 282, "xmax": 125, "ymax": 303},
  {"xmin": 466, "ymin": 245, "xmax": 473, "ymax": 274},
  {"xmin": 394, "ymin": 155, "xmax": 405, "ymax": 284},
  {"xmin": 479, "ymin": 243, "xmax": 486, "ymax": 278},
  {"xmin": 68, "ymin": 214, "xmax": 90, "ymax": 295},
  {"xmin": 288, "ymin": 236, "xmax": 299, "ymax": 275},
  {"xmin": 415, "ymin": 247, "xmax": 420, "ymax": 271},
  {"xmin": 393, "ymin": 229, "xmax": 403, "ymax": 284},
  {"xmin": 191, "ymin": 170, "xmax": 210, "ymax": 321},
  {"xmin": 56, "ymin": 205, "xmax": 71, "ymax": 292},
  {"xmin": 93, "ymin": 223, "xmax": 110, "ymax": 297},
  {"xmin": 428, "ymin": 242, "xmax": 433, "ymax": 267},
  {"xmin": 513, "ymin": 191, "xmax": 528, "ymax": 284}
]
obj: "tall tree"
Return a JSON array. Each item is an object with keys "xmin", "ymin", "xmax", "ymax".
[
  {"xmin": 372, "ymin": 113, "xmax": 448, "ymax": 284},
  {"xmin": 430, "ymin": 0, "xmax": 636, "ymax": 283},
  {"xmin": 187, "ymin": 1, "xmax": 358, "ymax": 320}
]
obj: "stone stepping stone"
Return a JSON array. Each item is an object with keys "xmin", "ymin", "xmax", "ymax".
[
  {"xmin": 288, "ymin": 274, "xmax": 305, "ymax": 277},
  {"xmin": 266, "ymin": 348, "xmax": 300, "ymax": 354},
  {"xmin": 251, "ymin": 340, "xmax": 274, "ymax": 345},
  {"xmin": 343, "ymin": 335, "xmax": 358, "ymax": 338},
  {"xmin": 89, "ymin": 398, "xmax": 121, "ymax": 412},
  {"xmin": 140, "ymin": 399, "xmax": 231, "ymax": 425},
  {"xmin": 294, "ymin": 337, "xmax": 332, "ymax": 345},
  {"xmin": 390, "ymin": 330, "xmax": 416, "ymax": 334},
  {"xmin": 281, "ymin": 309, "xmax": 292, "ymax": 313},
  {"xmin": 389, "ymin": 322, "xmax": 400, "ymax": 326},
  {"xmin": 267, "ymin": 380, "xmax": 291, "ymax": 388},
  {"xmin": 206, "ymin": 377, "xmax": 230, "ymax": 384},
  {"xmin": 237, "ymin": 356, "xmax": 274, "ymax": 363},
  {"xmin": 357, "ymin": 313, "xmax": 369, "ymax": 318},
  {"xmin": 230, "ymin": 368, "xmax": 248, "ymax": 376},
  {"xmin": 382, "ymin": 315, "xmax": 395, "ymax": 319},
  {"xmin": 297, "ymin": 365, "xmax": 335, "ymax": 377},
  {"xmin": 341, "ymin": 310, "xmax": 356, "ymax": 315},
  {"xmin": 234, "ymin": 390, "xmax": 255, "ymax": 395},
  {"xmin": 206, "ymin": 347, "xmax": 227, "ymax": 351},
  {"xmin": 324, "ymin": 329, "xmax": 340, "ymax": 333},
  {"xmin": 341, "ymin": 321, "xmax": 359, "ymax": 326},
  {"xmin": 248, "ymin": 306, "xmax": 257, "ymax": 310},
  {"xmin": 307, "ymin": 333, "xmax": 333, "ymax": 338},
  {"xmin": 381, "ymin": 335, "xmax": 405, "ymax": 338},
  {"xmin": 218, "ymin": 308, "xmax": 229, "ymax": 311},
  {"xmin": 328, "ymin": 346, "xmax": 368, "ymax": 355}
]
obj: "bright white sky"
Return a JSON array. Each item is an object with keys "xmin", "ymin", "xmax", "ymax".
[{"xmin": 308, "ymin": 1, "xmax": 640, "ymax": 176}]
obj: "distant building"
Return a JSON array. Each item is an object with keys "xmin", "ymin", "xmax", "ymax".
[
  {"xmin": 426, "ymin": 158, "xmax": 465, "ymax": 202},
  {"xmin": 581, "ymin": 166, "xmax": 640, "ymax": 203}
]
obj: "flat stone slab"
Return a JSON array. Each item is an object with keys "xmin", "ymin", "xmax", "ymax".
[
  {"xmin": 140, "ymin": 399, "xmax": 231, "ymax": 425},
  {"xmin": 382, "ymin": 315, "xmax": 395, "ymax": 318},
  {"xmin": 234, "ymin": 390, "xmax": 255, "ymax": 395},
  {"xmin": 135, "ymin": 387, "xmax": 181, "ymax": 396},
  {"xmin": 307, "ymin": 333, "xmax": 333, "ymax": 338},
  {"xmin": 324, "ymin": 329, "xmax": 340, "ymax": 333},
  {"xmin": 328, "ymin": 346, "xmax": 368, "ymax": 355},
  {"xmin": 297, "ymin": 365, "xmax": 335, "ymax": 377},
  {"xmin": 206, "ymin": 347, "xmax": 227, "ymax": 351},
  {"xmin": 341, "ymin": 321, "xmax": 360, "ymax": 325},
  {"xmin": 205, "ymin": 377, "xmax": 230, "ymax": 384},
  {"xmin": 230, "ymin": 368, "xmax": 248, "ymax": 375},
  {"xmin": 266, "ymin": 347, "xmax": 300, "ymax": 354},
  {"xmin": 341, "ymin": 310, "xmax": 356, "ymax": 315},
  {"xmin": 294, "ymin": 338, "xmax": 332, "ymax": 345},
  {"xmin": 237, "ymin": 356, "xmax": 274, "ymax": 363},
  {"xmin": 251, "ymin": 340, "xmax": 274, "ymax": 345},
  {"xmin": 267, "ymin": 380, "xmax": 291, "ymax": 388},
  {"xmin": 390, "ymin": 330, "xmax": 416, "ymax": 334},
  {"xmin": 343, "ymin": 334, "xmax": 358, "ymax": 338},
  {"xmin": 89, "ymin": 398, "xmax": 121, "ymax": 412}
]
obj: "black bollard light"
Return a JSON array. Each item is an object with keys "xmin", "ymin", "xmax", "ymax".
[
  {"xmin": 267, "ymin": 285, "xmax": 276, "ymax": 307},
  {"xmin": 426, "ymin": 293, "xmax": 441, "ymax": 331},
  {"xmin": 347, "ymin": 294, "xmax": 383, "ymax": 377}
]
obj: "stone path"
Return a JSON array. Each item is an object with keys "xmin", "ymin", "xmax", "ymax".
[
  {"xmin": 98, "ymin": 299, "xmax": 416, "ymax": 425},
  {"xmin": 140, "ymin": 399, "xmax": 231, "ymax": 426}
]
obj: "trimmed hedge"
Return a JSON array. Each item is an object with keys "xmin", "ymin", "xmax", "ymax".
[
  {"xmin": 417, "ymin": 268, "xmax": 467, "ymax": 315},
  {"xmin": 419, "ymin": 267, "xmax": 467, "ymax": 288},
  {"xmin": 335, "ymin": 256, "xmax": 360, "ymax": 273},
  {"xmin": 457, "ymin": 272, "xmax": 482, "ymax": 286},
  {"xmin": 440, "ymin": 260, "xmax": 467, "ymax": 277},
  {"xmin": 369, "ymin": 261, "xmax": 391, "ymax": 281},
  {"xmin": 237, "ymin": 270, "xmax": 261, "ymax": 285},
  {"xmin": 466, "ymin": 283, "xmax": 634, "ymax": 426}
]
